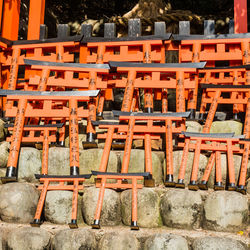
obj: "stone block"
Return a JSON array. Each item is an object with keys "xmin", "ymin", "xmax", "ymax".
[
  {"xmin": 160, "ymin": 189, "xmax": 203, "ymax": 229},
  {"xmin": 98, "ymin": 232, "xmax": 139, "ymax": 250},
  {"xmin": 0, "ymin": 183, "xmax": 39, "ymax": 223},
  {"xmin": 6, "ymin": 227, "xmax": 51, "ymax": 250},
  {"xmin": 121, "ymin": 188, "xmax": 162, "ymax": 228},
  {"xmin": 193, "ymin": 236, "xmax": 247, "ymax": 250},
  {"xmin": 48, "ymin": 148, "xmax": 118, "ymax": 183},
  {"xmin": 53, "ymin": 228, "xmax": 96, "ymax": 250},
  {"xmin": 210, "ymin": 121, "xmax": 242, "ymax": 135},
  {"xmin": 79, "ymin": 148, "xmax": 119, "ymax": 184},
  {"xmin": 44, "ymin": 191, "xmax": 83, "ymax": 225},
  {"xmin": 0, "ymin": 119, "xmax": 6, "ymax": 142},
  {"xmin": 120, "ymin": 149, "xmax": 164, "ymax": 185},
  {"xmin": 133, "ymin": 138, "xmax": 163, "ymax": 151},
  {"xmin": 18, "ymin": 147, "xmax": 42, "ymax": 183},
  {"xmin": 144, "ymin": 233, "xmax": 189, "ymax": 250},
  {"xmin": 0, "ymin": 141, "xmax": 9, "ymax": 168},
  {"xmin": 186, "ymin": 121, "xmax": 203, "ymax": 133},
  {"xmin": 204, "ymin": 191, "xmax": 248, "ymax": 232},
  {"xmin": 65, "ymin": 134, "xmax": 87, "ymax": 150},
  {"xmin": 171, "ymin": 151, "xmax": 208, "ymax": 185},
  {"xmin": 48, "ymin": 147, "xmax": 70, "ymax": 175},
  {"xmin": 82, "ymin": 186, "xmax": 121, "ymax": 226}
]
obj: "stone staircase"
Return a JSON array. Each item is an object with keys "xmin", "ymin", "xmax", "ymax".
[{"xmin": 0, "ymin": 118, "xmax": 249, "ymax": 249}]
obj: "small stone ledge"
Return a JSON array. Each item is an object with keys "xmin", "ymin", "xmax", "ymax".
[
  {"xmin": 0, "ymin": 222, "xmax": 249, "ymax": 250},
  {"xmin": 0, "ymin": 183, "xmax": 248, "ymax": 234}
]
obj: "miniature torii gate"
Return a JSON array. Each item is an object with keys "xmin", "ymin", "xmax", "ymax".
[{"xmin": 0, "ymin": 0, "xmax": 45, "ymax": 40}]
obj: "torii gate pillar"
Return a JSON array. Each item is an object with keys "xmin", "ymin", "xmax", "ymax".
[
  {"xmin": 1, "ymin": 0, "xmax": 21, "ymax": 40},
  {"xmin": 27, "ymin": 0, "xmax": 46, "ymax": 40},
  {"xmin": 234, "ymin": 0, "xmax": 248, "ymax": 33}
]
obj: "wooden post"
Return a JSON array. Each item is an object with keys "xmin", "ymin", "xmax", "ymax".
[
  {"xmin": 234, "ymin": 0, "xmax": 248, "ymax": 33},
  {"xmin": 0, "ymin": 0, "xmax": 3, "ymax": 32},
  {"xmin": 27, "ymin": 0, "xmax": 46, "ymax": 40},
  {"xmin": 1, "ymin": 0, "xmax": 21, "ymax": 40}
]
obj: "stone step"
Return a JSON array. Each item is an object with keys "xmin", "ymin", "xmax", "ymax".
[
  {"xmin": 0, "ymin": 146, "xmax": 249, "ymax": 191},
  {"xmin": 0, "ymin": 222, "xmax": 249, "ymax": 250},
  {"xmin": 0, "ymin": 183, "xmax": 248, "ymax": 233}
]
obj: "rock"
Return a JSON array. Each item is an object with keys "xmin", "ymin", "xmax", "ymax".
[
  {"xmin": 96, "ymin": 126, "xmax": 107, "ymax": 134},
  {"xmin": 120, "ymin": 149, "xmax": 163, "ymax": 185},
  {"xmin": 133, "ymin": 138, "xmax": 162, "ymax": 151},
  {"xmin": 204, "ymin": 191, "xmax": 248, "ymax": 232},
  {"xmin": 48, "ymin": 147, "xmax": 70, "ymax": 175},
  {"xmin": 44, "ymin": 191, "xmax": 83, "ymax": 224},
  {"xmin": 171, "ymin": 151, "xmax": 208, "ymax": 185},
  {"xmin": 82, "ymin": 186, "xmax": 121, "ymax": 226},
  {"xmin": 0, "ymin": 233, "xmax": 3, "ymax": 250},
  {"xmin": 160, "ymin": 189, "xmax": 203, "ymax": 229},
  {"xmin": 186, "ymin": 121, "xmax": 203, "ymax": 133},
  {"xmin": 18, "ymin": 147, "xmax": 42, "ymax": 183},
  {"xmin": 0, "ymin": 168, "xmax": 6, "ymax": 184},
  {"xmin": 193, "ymin": 236, "xmax": 247, "ymax": 250},
  {"xmin": 65, "ymin": 134, "xmax": 87, "ymax": 150},
  {"xmin": 210, "ymin": 121, "xmax": 242, "ymax": 135},
  {"xmin": 53, "ymin": 228, "xmax": 96, "ymax": 250},
  {"xmin": 97, "ymin": 142, "xmax": 105, "ymax": 149},
  {"xmin": 0, "ymin": 141, "xmax": 9, "ymax": 168},
  {"xmin": 206, "ymin": 154, "xmax": 250, "ymax": 189},
  {"xmin": 98, "ymin": 232, "xmax": 139, "ymax": 250},
  {"xmin": 247, "ymin": 179, "xmax": 250, "ymax": 194},
  {"xmin": 0, "ymin": 183, "xmax": 39, "ymax": 223},
  {"xmin": 48, "ymin": 148, "xmax": 119, "ymax": 184},
  {"xmin": 0, "ymin": 119, "xmax": 6, "ymax": 142},
  {"xmin": 7, "ymin": 227, "xmax": 51, "ymax": 250},
  {"xmin": 150, "ymin": 139, "xmax": 163, "ymax": 151},
  {"xmin": 144, "ymin": 233, "xmax": 189, "ymax": 250},
  {"xmin": 121, "ymin": 188, "xmax": 162, "ymax": 227},
  {"xmin": 79, "ymin": 148, "xmax": 119, "ymax": 184}
]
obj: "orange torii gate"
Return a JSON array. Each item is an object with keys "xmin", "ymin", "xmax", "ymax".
[
  {"xmin": 31, "ymin": 174, "xmax": 91, "ymax": 229},
  {"xmin": 198, "ymin": 65, "xmax": 250, "ymax": 121},
  {"xmin": 177, "ymin": 132, "xmax": 244, "ymax": 191},
  {"xmin": 0, "ymin": 88, "xmax": 99, "ymax": 182},
  {"xmin": 0, "ymin": 0, "xmax": 46, "ymax": 40},
  {"xmin": 108, "ymin": 61, "xmax": 206, "ymax": 117},
  {"xmin": 23, "ymin": 59, "xmax": 110, "ymax": 147}
]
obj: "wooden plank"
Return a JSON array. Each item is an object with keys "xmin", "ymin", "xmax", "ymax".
[
  {"xmin": 204, "ymin": 20, "xmax": 215, "ymax": 35},
  {"xmin": 179, "ymin": 21, "xmax": 190, "ymax": 35},
  {"xmin": 57, "ymin": 24, "xmax": 70, "ymax": 38},
  {"xmin": 39, "ymin": 24, "xmax": 48, "ymax": 40},
  {"xmin": 154, "ymin": 22, "xmax": 166, "ymax": 35},
  {"xmin": 128, "ymin": 19, "xmax": 141, "ymax": 37},
  {"xmin": 229, "ymin": 19, "xmax": 235, "ymax": 34},
  {"xmin": 81, "ymin": 24, "xmax": 92, "ymax": 37},
  {"xmin": 104, "ymin": 23, "xmax": 116, "ymax": 38}
]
